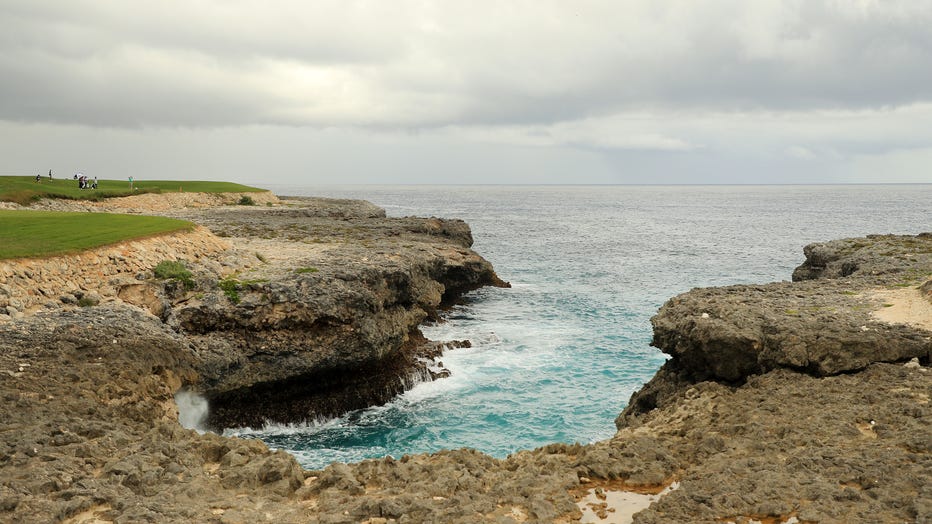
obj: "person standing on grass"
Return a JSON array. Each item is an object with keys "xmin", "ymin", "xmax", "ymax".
[
  {"xmin": 35, "ymin": 173, "xmax": 41, "ymax": 183},
  {"xmin": 48, "ymin": 169, "xmax": 52, "ymax": 180}
]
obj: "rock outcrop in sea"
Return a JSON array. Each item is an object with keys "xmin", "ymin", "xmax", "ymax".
[{"xmin": 0, "ymin": 193, "xmax": 928, "ymax": 523}]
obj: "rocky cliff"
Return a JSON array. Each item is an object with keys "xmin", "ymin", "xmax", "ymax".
[
  {"xmin": 611, "ymin": 233, "xmax": 931, "ymax": 523},
  {"xmin": 0, "ymin": 196, "xmax": 928, "ymax": 523},
  {"xmin": 3, "ymin": 195, "xmax": 507, "ymax": 432},
  {"xmin": 164, "ymin": 199, "xmax": 508, "ymax": 430}
]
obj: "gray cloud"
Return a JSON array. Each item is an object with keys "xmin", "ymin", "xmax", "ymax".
[
  {"xmin": 1, "ymin": 1, "xmax": 931, "ymax": 184},
  {"xmin": 2, "ymin": 0, "xmax": 931, "ymax": 129}
]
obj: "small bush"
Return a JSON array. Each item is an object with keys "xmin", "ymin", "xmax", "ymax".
[
  {"xmin": 154, "ymin": 260, "xmax": 195, "ymax": 290},
  {"xmin": 219, "ymin": 278, "xmax": 240, "ymax": 304},
  {"xmin": 77, "ymin": 296, "xmax": 98, "ymax": 307},
  {"xmin": 238, "ymin": 195, "xmax": 255, "ymax": 206}
]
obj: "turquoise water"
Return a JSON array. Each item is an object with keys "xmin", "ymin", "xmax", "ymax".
[{"xmin": 228, "ymin": 185, "xmax": 932, "ymax": 469}]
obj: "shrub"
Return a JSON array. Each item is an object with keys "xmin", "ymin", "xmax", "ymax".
[
  {"xmin": 219, "ymin": 278, "xmax": 240, "ymax": 304},
  {"xmin": 154, "ymin": 260, "xmax": 195, "ymax": 290},
  {"xmin": 77, "ymin": 296, "xmax": 98, "ymax": 307},
  {"xmin": 238, "ymin": 195, "xmax": 255, "ymax": 206}
]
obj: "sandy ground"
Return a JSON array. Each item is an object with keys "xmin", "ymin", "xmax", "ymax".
[{"xmin": 871, "ymin": 287, "xmax": 932, "ymax": 331}]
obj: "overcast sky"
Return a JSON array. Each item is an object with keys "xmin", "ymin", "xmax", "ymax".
[{"xmin": 1, "ymin": 0, "xmax": 931, "ymax": 185}]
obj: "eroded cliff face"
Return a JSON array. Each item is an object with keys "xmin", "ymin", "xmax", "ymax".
[
  {"xmin": 0, "ymin": 196, "xmax": 507, "ymax": 432},
  {"xmin": 149, "ymin": 198, "xmax": 509, "ymax": 430}
]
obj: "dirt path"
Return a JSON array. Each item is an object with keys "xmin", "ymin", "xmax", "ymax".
[{"xmin": 871, "ymin": 286, "xmax": 932, "ymax": 331}]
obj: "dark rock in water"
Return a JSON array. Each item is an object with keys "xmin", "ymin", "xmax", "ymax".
[{"xmin": 203, "ymin": 330, "xmax": 448, "ymax": 429}]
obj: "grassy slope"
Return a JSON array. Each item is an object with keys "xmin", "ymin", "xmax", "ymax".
[
  {"xmin": 0, "ymin": 210, "xmax": 195, "ymax": 260},
  {"xmin": 0, "ymin": 176, "xmax": 264, "ymax": 205}
]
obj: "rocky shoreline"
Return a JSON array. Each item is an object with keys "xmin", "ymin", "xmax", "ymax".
[{"xmin": 0, "ymin": 194, "xmax": 929, "ymax": 523}]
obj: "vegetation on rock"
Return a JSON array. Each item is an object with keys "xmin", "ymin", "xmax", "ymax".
[
  {"xmin": 154, "ymin": 260, "xmax": 196, "ymax": 290},
  {"xmin": 218, "ymin": 277, "xmax": 241, "ymax": 304}
]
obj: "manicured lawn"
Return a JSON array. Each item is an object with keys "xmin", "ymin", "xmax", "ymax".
[
  {"xmin": 0, "ymin": 210, "xmax": 195, "ymax": 259},
  {"xmin": 0, "ymin": 176, "xmax": 264, "ymax": 205}
]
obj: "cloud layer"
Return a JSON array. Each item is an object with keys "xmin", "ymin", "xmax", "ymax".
[{"xmin": 1, "ymin": 1, "xmax": 930, "ymax": 182}]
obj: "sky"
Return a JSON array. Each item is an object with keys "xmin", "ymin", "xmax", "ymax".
[{"xmin": 1, "ymin": 0, "xmax": 931, "ymax": 185}]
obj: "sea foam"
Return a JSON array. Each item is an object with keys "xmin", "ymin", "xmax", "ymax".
[{"xmin": 174, "ymin": 390, "xmax": 209, "ymax": 432}]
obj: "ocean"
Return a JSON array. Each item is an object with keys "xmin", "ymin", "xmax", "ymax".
[{"xmin": 226, "ymin": 184, "xmax": 932, "ymax": 469}]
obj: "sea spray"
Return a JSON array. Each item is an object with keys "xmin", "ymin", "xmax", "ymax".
[{"xmin": 174, "ymin": 390, "xmax": 209, "ymax": 431}]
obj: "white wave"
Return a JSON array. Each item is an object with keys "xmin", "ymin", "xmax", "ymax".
[{"xmin": 224, "ymin": 416, "xmax": 343, "ymax": 438}]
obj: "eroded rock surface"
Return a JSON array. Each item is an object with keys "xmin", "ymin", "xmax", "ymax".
[{"xmin": 158, "ymin": 199, "xmax": 508, "ymax": 430}]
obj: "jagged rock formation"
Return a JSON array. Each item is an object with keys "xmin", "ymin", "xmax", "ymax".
[
  {"xmin": 159, "ymin": 199, "xmax": 508, "ymax": 430},
  {"xmin": 0, "ymin": 307, "xmax": 310, "ymax": 522}
]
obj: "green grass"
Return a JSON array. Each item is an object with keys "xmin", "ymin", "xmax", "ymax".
[
  {"xmin": 0, "ymin": 175, "xmax": 265, "ymax": 205},
  {"xmin": 0, "ymin": 210, "xmax": 195, "ymax": 259},
  {"xmin": 295, "ymin": 266, "xmax": 319, "ymax": 274}
]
